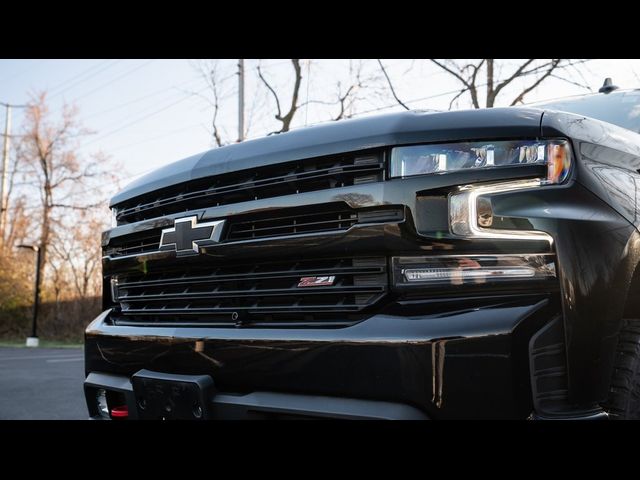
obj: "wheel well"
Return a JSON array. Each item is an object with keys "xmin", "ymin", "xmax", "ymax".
[{"xmin": 624, "ymin": 262, "xmax": 640, "ymax": 318}]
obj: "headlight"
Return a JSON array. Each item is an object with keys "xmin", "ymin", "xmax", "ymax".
[{"xmin": 390, "ymin": 139, "xmax": 572, "ymax": 184}]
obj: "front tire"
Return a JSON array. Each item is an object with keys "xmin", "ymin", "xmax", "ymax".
[{"xmin": 606, "ymin": 319, "xmax": 640, "ymax": 419}]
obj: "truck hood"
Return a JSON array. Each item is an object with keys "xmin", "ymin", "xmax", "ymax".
[{"xmin": 110, "ymin": 107, "xmax": 544, "ymax": 207}]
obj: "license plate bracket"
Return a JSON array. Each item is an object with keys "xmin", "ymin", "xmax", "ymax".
[{"xmin": 131, "ymin": 369, "xmax": 215, "ymax": 420}]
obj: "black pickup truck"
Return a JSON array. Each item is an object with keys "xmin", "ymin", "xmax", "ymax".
[{"xmin": 84, "ymin": 85, "xmax": 640, "ymax": 420}]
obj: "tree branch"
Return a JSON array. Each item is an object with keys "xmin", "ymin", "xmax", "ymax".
[
  {"xmin": 510, "ymin": 59, "xmax": 562, "ymax": 106},
  {"xmin": 257, "ymin": 62, "xmax": 283, "ymax": 120},
  {"xmin": 378, "ymin": 59, "xmax": 409, "ymax": 110},
  {"xmin": 448, "ymin": 89, "xmax": 467, "ymax": 110},
  {"xmin": 282, "ymin": 59, "xmax": 302, "ymax": 128},
  {"xmin": 431, "ymin": 59, "xmax": 481, "ymax": 108},
  {"xmin": 431, "ymin": 59, "xmax": 471, "ymax": 88},
  {"xmin": 486, "ymin": 59, "xmax": 494, "ymax": 108},
  {"xmin": 492, "ymin": 59, "xmax": 535, "ymax": 99}
]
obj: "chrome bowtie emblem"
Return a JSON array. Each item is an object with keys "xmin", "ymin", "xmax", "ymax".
[{"xmin": 159, "ymin": 216, "xmax": 225, "ymax": 256}]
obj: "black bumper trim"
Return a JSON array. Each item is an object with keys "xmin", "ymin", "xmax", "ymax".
[
  {"xmin": 84, "ymin": 372, "xmax": 429, "ymax": 420},
  {"xmin": 528, "ymin": 410, "xmax": 609, "ymax": 420},
  {"xmin": 211, "ymin": 392, "xmax": 429, "ymax": 420}
]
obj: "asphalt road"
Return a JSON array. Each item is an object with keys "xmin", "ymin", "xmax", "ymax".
[{"xmin": 0, "ymin": 347, "xmax": 86, "ymax": 419}]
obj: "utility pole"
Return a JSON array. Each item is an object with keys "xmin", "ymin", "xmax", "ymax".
[
  {"xmin": 0, "ymin": 103, "xmax": 12, "ymax": 242},
  {"xmin": 238, "ymin": 59, "xmax": 245, "ymax": 142},
  {"xmin": 0, "ymin": 101, "xmax": 28, "ymax": 246}
]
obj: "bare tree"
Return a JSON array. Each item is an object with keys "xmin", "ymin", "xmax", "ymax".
[
  {"xmin": 49, "ymin": 215, "xmax": 103, "ymax": 299},
  {"xmin": 257, "ymin": 59, "xmax": 303, "ymax": 134},
  {"xmin": 16, "ymin": 91, "xmax": 109, "ymax": 296},
  {"xmin": 203, "ymin": 63, "xmax": 225, "ymax": 147},
  {"xmin": 332, "ymin": 81, "xmax": 362, "ymax": 121},
  {"xmin": 430, "ymin": 59, "xmax": 591, "ymax": 109},
  {"xmin": 299, "ymin": 60, "xmax": 376, "ymax": 122},
  {"xmin": 331, "ymin": 60, "xmax": 377, "ymax": 121},
  {"xmin": 2, "ymin": 196, "xmax": 30, "ymax": 250},
  {"xmin": 47, "ymin": 246, "xmax": 67, "ymax": 322},
  {"xmin": 192, "ymin": 60, "xmax": 236, "ymax": 147},
  {"xmin": 0, "ymin": 244, "xmax": 35, "ymax": 328}
]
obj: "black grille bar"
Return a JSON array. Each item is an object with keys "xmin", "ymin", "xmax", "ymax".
[
  {"xmin": 226, "ymin": 209, "xmax": 358, "ymax": 241},
  {"xmin": 107, "ymin": 231, "xmax": 162, "ymax": 257},
  {"xmin": 114, "ymin": 151, "xmax": 385, "ymax": 224}
]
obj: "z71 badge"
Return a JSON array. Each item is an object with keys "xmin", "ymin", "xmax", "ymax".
[{"xmin": 297, "ymin": 276, "xmax": 336, "ymax": 287}]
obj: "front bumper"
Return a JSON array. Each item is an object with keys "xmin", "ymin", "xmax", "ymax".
[
  {"xmin": 85, "ymin": 371, "xmax": 430, "ymax": 420},
  {"xmin": 84, "ymin": 295, "xmax": 584, "ymax": 419}
]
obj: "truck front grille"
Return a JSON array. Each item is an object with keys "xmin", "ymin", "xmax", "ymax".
[
  {"xmin": 114, "ymin": 150, "xmax": 385, "ymax": 224},
  {"xmin": 110, "ymin": 256, "xmax": 389, "ymax": 327}
]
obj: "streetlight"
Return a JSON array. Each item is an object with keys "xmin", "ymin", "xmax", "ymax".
[{"xmin": 17, "ymin": 244, "xmax": 41, "ymax": 348}]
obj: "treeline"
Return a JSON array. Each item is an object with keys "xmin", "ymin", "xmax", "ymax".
[{"xmin": 0, "ymin": 93, "xmax": 117, "ymax": 342}]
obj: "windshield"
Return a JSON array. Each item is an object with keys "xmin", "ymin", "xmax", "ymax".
[{"xmin": 529, "ymin": 90, "xmax": 640, "ymax": 134}]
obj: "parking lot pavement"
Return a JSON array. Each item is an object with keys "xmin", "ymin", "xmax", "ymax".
[{"xmin": 0, "ymin": 347, "xmax": 86, "ymax": 420}]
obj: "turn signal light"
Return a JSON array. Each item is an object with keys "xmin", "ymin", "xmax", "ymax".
[{"xmin": 393, "ymin": 254, "xmax": 556, "ymax": 288}]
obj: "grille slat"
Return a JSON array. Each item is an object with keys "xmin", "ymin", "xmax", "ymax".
[
  {"xmin": 118, "ymin": 285, "xmax": 385, "ymax": 301},
  {"xmin": 120, "ymin": 304, "xmax": 377, "ymax": 314},
  {"xmin": 111, "ymin": 256, "xmax": 389, "ymax": 327},
  {"xmin": 115, "ymin": 152, "xmax": 384, "ymax": 224},
  {"xmin": 230, "ymin": 216, "xmax": 356, "ymax": 235},
  {"xmin": 117, "ymin": 265, "xmax": 384, "ymax": 289}
]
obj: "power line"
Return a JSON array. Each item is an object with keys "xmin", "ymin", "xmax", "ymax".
[
  {"xmin": 83, "ymin": 79, "xmax": 207, "ymax": 134},
  {"xmin": 107, "ymin": 122, "xmax": 204, "ymax": 154},
  {"xmin": 353, "ymin": 88, "xmax": 460, "ymax": 116},
  {"xmin": 71, "ymin": 60, "xmax": 155, "ymax": 103},
  {"xmin": 47, "ymin": 60, "xmax": 113, "ymax": 95},
  {"xmin": 78, "ymin": 87, "xmax": 208, "ymax": 149},
  {"xmin": 81, "ymin": 76, "xmax": 203, "ymax": 121},
  {"xmin": 49, "ymin": 60, "xmax": 123, "ymax": 99}
]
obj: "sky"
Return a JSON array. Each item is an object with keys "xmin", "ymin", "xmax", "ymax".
[{"xmin": 1, "ymin": 59, "xmax": 640, "ymax": 188}]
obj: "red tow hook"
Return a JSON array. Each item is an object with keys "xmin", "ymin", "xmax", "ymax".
[{"xmin": 111, "ymin": 405, "xmax": 129, "ymax": 419}]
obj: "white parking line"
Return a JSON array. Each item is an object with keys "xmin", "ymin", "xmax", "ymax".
[{"xmin": 46, "ymin": 357, "xmax": 84, "ymax": 363}]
